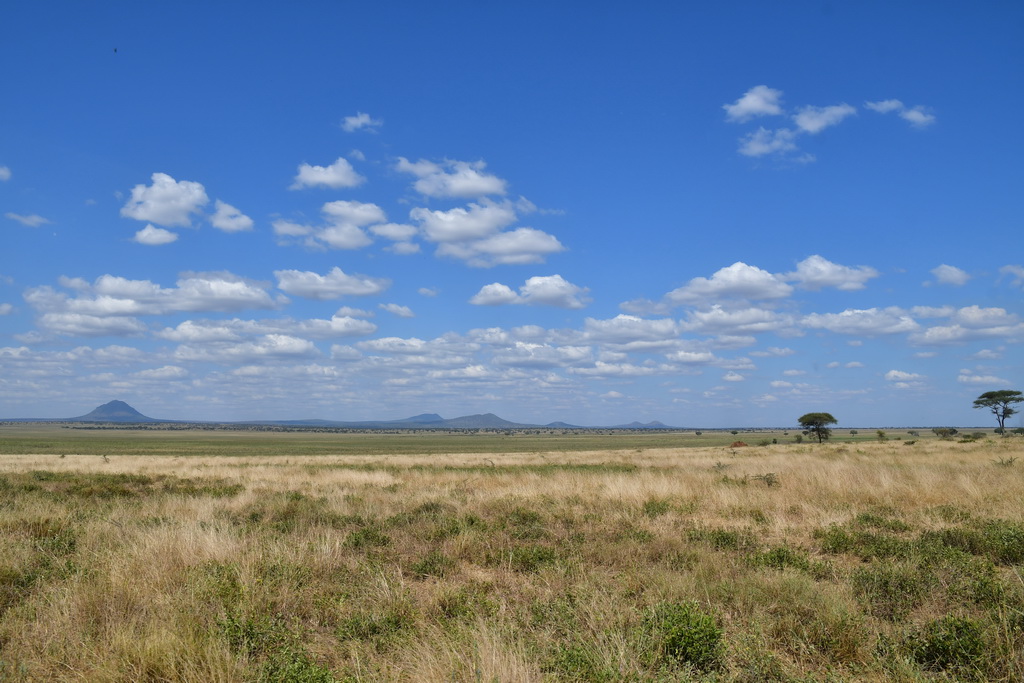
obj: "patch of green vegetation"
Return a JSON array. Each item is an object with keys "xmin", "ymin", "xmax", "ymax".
[
  {"xmin": 688, "ymin": 526, "xmax": 757, "ymax": 551},
  {"xmin": 852, "ymin": 562, "xmax": 929, "ymax": 621},
  {"xmin": 219, "ymin": 612, "xmax": 336, "ymax": 682},
  {"xmin": 640, "ymin": 601, "xmax": 724, "ymax": 673},
  {"xmin": 907, "ymin": 614, "xmax": 987, "ymax": 679}
]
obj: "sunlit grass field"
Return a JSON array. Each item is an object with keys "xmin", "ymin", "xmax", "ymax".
[{"xmin": 1, "ymin": 425, "xmax": 1021, "ymax": 681}]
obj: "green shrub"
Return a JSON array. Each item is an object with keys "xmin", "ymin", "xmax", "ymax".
[
  {"xmin": 908, "ymin": 614, "xmax": 986, "ymax": 677},
  {"xmin": 852, "ymin": 563, "xmax": 927, "ymax": 621},
  {"xmin": 642, "ymin": 497, "xmax": 672, "ymax": 518},
  {"xmin": 641, "ymin": 601, "xmax": 724, "ymax": 672},
  {"xmin": 410, "ymin": 550, "xmax": 454, "ymax": 579}
]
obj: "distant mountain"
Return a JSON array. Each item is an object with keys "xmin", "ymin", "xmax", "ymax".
[
  {"xmin": 7, "ymin": 401, "xmax": 677, "ymax": 430},
  {"xmin": 611, "ymin": 420, "xmax": 672, "ymax": 429},
  {"xmin": 70, "ymin": 400, "xmax": 160, "ymax": 422}
]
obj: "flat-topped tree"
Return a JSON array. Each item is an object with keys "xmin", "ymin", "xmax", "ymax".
[
  {"xmin": 973, "ymin": 390, "xmax": 1023, "ymax": 435},
  {"xmin": 798, "ymin": 412, "xmax": 837, "ymax": 443}
]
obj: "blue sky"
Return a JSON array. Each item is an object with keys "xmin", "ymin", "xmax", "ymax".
[{"xmin": 1, "ymin": 1, "xmax": 1021, "ymax": 427}]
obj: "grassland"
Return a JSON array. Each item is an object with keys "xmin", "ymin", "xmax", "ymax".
[{"xmin": 0, "ymin": 425, "xmax": 1021, "ymax": 681}]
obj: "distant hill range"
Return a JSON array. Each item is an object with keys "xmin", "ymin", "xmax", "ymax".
[{"xmin": 6, "ymin": 400, "xmax": 682, "ymax": 429}]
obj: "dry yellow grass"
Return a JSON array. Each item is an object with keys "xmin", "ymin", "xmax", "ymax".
[{"xmin": 0, "ymin": 436, "xmax": 1022, "ymax": 681}]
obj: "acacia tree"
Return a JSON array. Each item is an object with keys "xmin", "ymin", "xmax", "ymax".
[
  {"xmin": 798, "ymin": 412, "xmax": 837, "ymax": 443},
  {"xmin": 973, "ymin": 390, "xmax": 1023, "ymax": 434}
]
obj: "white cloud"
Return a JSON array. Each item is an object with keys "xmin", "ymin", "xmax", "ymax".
[
  {"xmin": 397, "ymin": 157, "xmax": 507, "ymax": 198},
  {"xmin": 909, "ymin": 307, "xmax": 1024, "ymax": 345},
  {"xmin": 681, "ymin": 305, "xmax": 796, "ymax": 335},
  {"xmin": 271, "ymin": 220, "xmax": 312, "ymax": 237},
  {"xmin": 957, "ymin": 369, "xmax": 1009, "ymax": 385},
  {"xmin": 274, "ymin": 267, "xmax": 389, "ymax": 300},
  {"xmin": 210, "ymin": 200, "xmax": 253, "ymax": 232},
  {"xmin": 0, "ymin": 166, "xmax": 10, "ymax": 181},
  {"xmin": 493, "ymin": 342, "xmax": 591, "ymax": 368},
  {"xmin": 864, "ymin": 99, "xmax": 903, "ymax": 114},
  {"xmin": 885, "ymin": 369, "xmax": 924, "ymax": 381},
  {"xmin": 929, "ymin": 264, "xmax": 970, "ymax": 286},
  {"xmin": 723, "ymin": 85, "xmax": 784, "ymax": 122},
  {"xmin": 749, "ymin": 346, "xmax": 795, "ymax": 357},
  {"xmin": 322, "ymin": 200, "xmax": 386, "ymax": 226},
  {"xmin": 723, "ymin": 371, "xmax": 745, "ymax": 382},
  {"xmin": 738, "ymin": 127, "xmax": 798, "ymax": 157},
  {"xmin": 174, "ymin": 334, "xmax": 318, "ymax": 363},
  {"xmin": 802, "ymin": 307, "xmax": 919, "ymax": 335},
  {"xmin": 846, "ymin": 361, "xmax": 864, "ymax": 368},
  {"xmin": 0, "ymin": 303, "xmax": 13, "ymax": 315},
  {"xmin": 411, "ymin": 201, "xmax": 516, "ymax": 242},
  {"xmin": 369, "ymin": 222, "xmax": 417, "ymax": 241},
  {"xmin": 380, "ymin": 303, "xmax": 414, "ymax": 318},
  {"xmin": 132, "ymin": 224, "xmax": 178, "ymax": 246},
  {"xmin": 437, "ymin": 227, "xmax": 564, "ymax": 267},
  {"xmin": 666, "ymin": 262, "xmax": 793, "ymax": 304},
  {"xmin": 290, "ymin": 157, "xmax": 365, "ymax": 190},
  {"xmin": 120, "ymin": 173, "xmax": 209, "ymax": 227},
  {"xmin": 5, "ymin": 212, "xmax": 51, "ymax": 227},
  {"xmin": 340, "ymin": 112, "xmax": 382, "ymax": 133},
  {"xmin": 792, "ymin": 104, "xmax": 856, "ymax": 134},
  {"xmin": 471, "ymin": 275, "xmax": 589, "ymax": 309},
  {"xmin": 999, "ymin": 264, "xmax": 1024, "ymax": 287},
  {"xmin": 583, "ymin": 315, "xmax": 678, "ymax": 343},
  {"xmin": 786, "ymin": 255, "xmax": 879, "ymax": 291},
  {"xmin": 899, "ymin": 107, "xmax": 936, "ymax": 127},
  {"xmin": 26, "ymin": 272, "xmax": 281, "ymax": 317},
  {"xmin": 865, "ymin": 99, "xmax": 936, "ymax": 127},
  {"xmin": 37, "ymin": 312, "xmax": 148, "ymax": 337}
]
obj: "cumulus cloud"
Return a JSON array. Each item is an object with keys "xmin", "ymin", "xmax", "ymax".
[
  {"xmin": 340, "ymin": 112, "xmax": 383, "ymax": 132},
  {"xmin": 132, "ymin": 224, "xmax": 178, "ymax": 246},
  {"xmin": 121, "ymin": 173, "xmax": 209, "ymax": 227},
  {"xmin": 274, "ymin": 267, "xmax": 389, "ymax": 300},
  {"xmin": 957, "ymin": 369, "xmax": 1009, "ymax": 385},
  {"xmin": 723, "ymin": 85, "xmax": 784, "ymax": 122},
  {"xmin": 738, "ymin": 127, "xmax": 798, "ymax": 157},
  {"xmin": 723, "ymin": 371, "xmax": 745, "ymax": 382},
  {"xmin": 470, "ymin": 275, "xmax": 590, "ymax": 309},
  {"xmin": 865, "ymin": 99, "xmax": 936, "ymax": 127},
  {"xmin": 436, "ymin": 227, "xmax": 565, "ymax": 267},
  {"xmin": 25, "ymin": 272, "xmax": 281, "ymax": 318},
  {"xmin": 666, "ymin": 262, "xmax": 793, "ymax": 304},
  {"xmin": 37, "ymin": 312, "xmax": 148, "ymax": 337},
  {"xmin": 885, "ymin": 369, "xmax": 924, "ymax": 381},
  {"xmin": 793, "ymin": 104, "xmax": 856, "ymax": 134},
  {"xmin": 411, "ymin": 201, "xmax": 516, "ymax": 243},
  {"xmin": 927, "ymin": 264, "xmax": 969, "ymax": 286},
  {"xmin": 397, "ymin": 157, "xmax": 507, "ymax": 198},
  {"xmin": 290, "ymin": 157, "xmax": 365, "ymax": 190},
  {"xmin": 6, "ymin": 212, "xmax": 51, "ymax": 227},
  {"xmin": 582, "ymin": 315, "xmax": 678, "ymax": 343},
  {"xmin": 909, "ymin": 306, "xmax": 1024, "ymax": 345},
  {"xmin": 681, "ymin": 305, "xmax": 797, "ymax": 335},
  {"xmin": 210, "ymin": 200, "xmax": 253, "ymax": 232},
  {"xmin": 380, "ymin": 303, "xmax": 414, "ymax": 318},
  {"xmin": 0, "ymin": 303, "xmax": 13, "ymax": 315},
  {"xmin": 174, "ymin": 334, "xmax": 318, "ymax": 363},
  {"xmin": 0, "ymin": 166, "xmax": 10, "ymax": 181},
  {"xmin": 998, "ymin": 264, "xmax": 1024, "ymax": 287},
  {"xmin": 802, "ymin": 307, "xmax": 919, "ymax": 335},
  {"xmin": 785, "ymin": 255, "xmax": 879, "ymax": 291},
  {"xmin": 492, "ymin": 342, "xmax": 591, "ymax": 368},
  {"xmin": 749, "ymin": 346, "xmax": 795, "ymax": 358},
  {"xmin": 275, "ymin": 200, "xmax": 388, "ymax": 250}
]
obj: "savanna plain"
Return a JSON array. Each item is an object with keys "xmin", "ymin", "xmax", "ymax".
[{"xmin": 0, "ymin": 426, "xmax": 1022, "ymax": 682}]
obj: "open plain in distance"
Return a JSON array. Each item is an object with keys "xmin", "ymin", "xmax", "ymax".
[{"xmin": 1, "ymin": 424, "xmax": 1022, "ymax": 681}]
